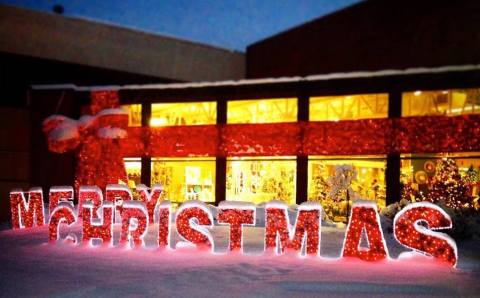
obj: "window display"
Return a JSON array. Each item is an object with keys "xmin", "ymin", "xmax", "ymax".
[
  {"xmin": 308, "ymin": 156, "xmax": 386, "ymax": 222},
  {"xmin": 402, "ymin": 88, "xmax": 480, "ymax": 117},
  {"xmin": 150, "ymin": 102, "xmax": 216, "ymax": 126},
  {"xmin": 227, "ymin": 98, "xmax": 297, "ymax": 124},
  {"xmin": 226, "ymin": 157, "xmax": 296, "ymax": 205},
  {"xmin": 310, "ymin": 93, "xmax": 388, "ymax": 121},
  {"xmin": 151, "ymin": 158, "xmax": 215, "ymax": 205},
  {"xmin": 121, "ymin": 104, "xmax": 142, "ymax": 127},
  {"xmin": 400, "ymin": 153, "xmax": 480, "ymax": 210},
  {"xmin": 124, "ymin": 158, "xmax": 141, "ymax": 189}
]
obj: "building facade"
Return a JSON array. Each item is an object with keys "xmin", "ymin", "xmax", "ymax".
[
  {"xmin": 33, "ymin": 66, "xmax": 480, "ymax": 221},
  {"xmin": 3, "ymin": 0, "xmax": 480, "ymax": 222}
]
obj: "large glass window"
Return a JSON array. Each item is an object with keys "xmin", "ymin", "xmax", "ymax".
[
  {"xmin": 400, "ymin": 153, "xmax": 480, "ymax": 209},
  {"xmin": 151, "ymin": 157, "xmax": 215, "ymax": 205},
  {"xmin": 310, "ymin": 93, "xmax": 388, "ymax": 121},
  {"xmin": 121, "ymin": 104, "xmax": 142, "ymax": 127},
  {"xmin": 226, "ymin": 157, "xmax": 296, "ymax": 205},
  {"xmin": 227, "ymin": 98, "xmax": 297, "ymax": 124},
  {"xmin": 124, "ymin": 157, "xmax": 141, "ymax": 189},
  {"xmin": 308, "ymin": 156, "xmax": 386, "ymax": 222},
  {"xmin": 150, "ymin": 101, "xmax": 216, "ymax": 126},
  {"xmin": 402, "ymin": 88, "xmax": 480, "ymax": 116}
]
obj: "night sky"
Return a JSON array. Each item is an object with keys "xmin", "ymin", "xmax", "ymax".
[{"xmin": 0, "ymin": 0, "xmax": 361, "ymax": 51}]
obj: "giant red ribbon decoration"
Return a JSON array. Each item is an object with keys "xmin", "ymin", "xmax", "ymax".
[
  {"xmin": 123, "ymin": 115, "xmax": 480, "ymax": 157},
  {"xmin": 43, "ymin": 91, "xmax": 129, "ymax": 191}
]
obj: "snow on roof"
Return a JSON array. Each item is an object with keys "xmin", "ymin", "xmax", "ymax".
[{"xmin": 31, "ymin": 64, "xmax": 480, "ymax": 92}]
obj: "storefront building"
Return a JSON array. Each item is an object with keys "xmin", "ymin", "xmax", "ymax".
[
  {"xmin": 8, "ymin": 0, "xmax": 480, "ymax": 222},
  {"xmin": 33, "ymin": 65, "xmax": 480, "ymax": 221}
]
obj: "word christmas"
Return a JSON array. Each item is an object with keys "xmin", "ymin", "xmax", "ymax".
[{"xmin": 10, "ymin": 184, "xmax": 458, "ymax": 267}]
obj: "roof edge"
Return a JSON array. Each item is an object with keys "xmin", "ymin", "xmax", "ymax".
[{"xmin": 31, "ymin": 63, "xmax": 480, "ymax": 91}]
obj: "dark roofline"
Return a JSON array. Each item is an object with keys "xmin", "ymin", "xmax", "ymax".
[{"xmin": 247, "ymin": 0, "xmax": 365, "ymax": 49}]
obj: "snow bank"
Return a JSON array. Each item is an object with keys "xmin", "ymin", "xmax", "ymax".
[
  {"xmin": 2, "ymin": 224, "xmax": 480, "ymax": 297},
  {"xmin": 0, "ymin": 224, "xmax": 479, "ymax": 297}
]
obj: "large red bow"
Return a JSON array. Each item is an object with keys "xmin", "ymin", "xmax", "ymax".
[{"xmin": 43, "ymin": 91, "xmax": 129, "ymax": 191}]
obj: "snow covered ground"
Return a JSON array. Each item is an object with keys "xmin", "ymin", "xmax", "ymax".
[{"xmin": 1, "ymin": 222, "xmax": 479, "ymax": 297}]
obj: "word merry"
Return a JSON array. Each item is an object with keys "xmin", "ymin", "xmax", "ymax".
[{"xmin": 10, "ymin": 184, "xmax": 458, "ymax": 267}]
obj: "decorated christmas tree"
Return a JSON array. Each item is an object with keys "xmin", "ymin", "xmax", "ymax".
[
  {"xmin": 464, "ymin": 165, "xmax": 479, "ymax": 184},
  {"xmin": 400, "ymin": 181, "xmax": 425, "ymax": 202},
  {"xmin": 426, "ymin": 158, "xmax": 473, "ymax": 210}
]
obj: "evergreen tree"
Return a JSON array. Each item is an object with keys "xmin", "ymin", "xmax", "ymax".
[
  {"xmin": 426, "ymin": 158, "xmax": 473, "ymax": 210},
  {"xmin": 464, "ymin": 165, "xmax": 479, "ymax": 184}
]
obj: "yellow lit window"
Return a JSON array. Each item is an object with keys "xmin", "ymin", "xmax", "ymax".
[
  {"xmin": 226, "ymin": 157, "xmax": 296, "ymax": 205},
  {"xmin": 150, "ymin": 102, "xmax": 216, "ymax": 126},
  {"xmin": 124, "ymin": 157, "xmax": 142, "ymax": 189},
  {"xmin": 121, "ymin": 104, "xmax": 142, "ymax": 127},
  {"xmin": 227, "ymin": 98, "xmax": 297, "ymax": 124},
  {"xmin": 310, "ymin": 94, "xmax": 388, "ymax": 121},
  {"xmin": 402, "ymin": 89, "xmax": 480, "ymax": 116},
  {"xmin": 308, "ymin": 156, "xmax": 386, "ymax": 222},
  {"xmin": 151, "ymin": 157, "xmax": 215, "ymax": 205}
]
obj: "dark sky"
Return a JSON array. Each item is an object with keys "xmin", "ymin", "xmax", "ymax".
[{"xmin": 0, "ymin": 0, "xmax": 361, "ymax": 51}]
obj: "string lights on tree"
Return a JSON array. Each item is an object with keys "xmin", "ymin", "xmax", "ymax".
[{"xmin": 426, "ymin": 158, "xmax": 473, "ymax": 210}]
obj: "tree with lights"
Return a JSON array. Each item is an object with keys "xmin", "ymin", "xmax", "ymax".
[
  {"xmin": 464, "ymin": 165, "xmax": 479, "ymax": 184},
  {"xmin": 426, "ymin": 158, "xmax": 473, "ymax": 210}
]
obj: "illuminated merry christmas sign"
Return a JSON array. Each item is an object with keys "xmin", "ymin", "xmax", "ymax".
[{"xmin": 9, "ymin": 185, "xmax": 458, "ymax": 267}]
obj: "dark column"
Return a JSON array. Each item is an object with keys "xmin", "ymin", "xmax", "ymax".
[
  {"xmin": 386, "ymin": 154, "xmax": 401, "ymax": 205},
  {"xmin": 141, "ymin": 102, "xmax": 151, "ymax": 187},
  {"xmin": 296, "ymin": 90, "xmax": 309, "ymax": 204},
  {"xmin": 386, "ymin": 90, "xmax": 402, "ymax": 205},
  {"xmin": 215, "ymin": 98, "xmax": 227, "ymax": 206},
  {"xmin": 30, "ymin": 89, "xmax": 78, "ymax": 189}
]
